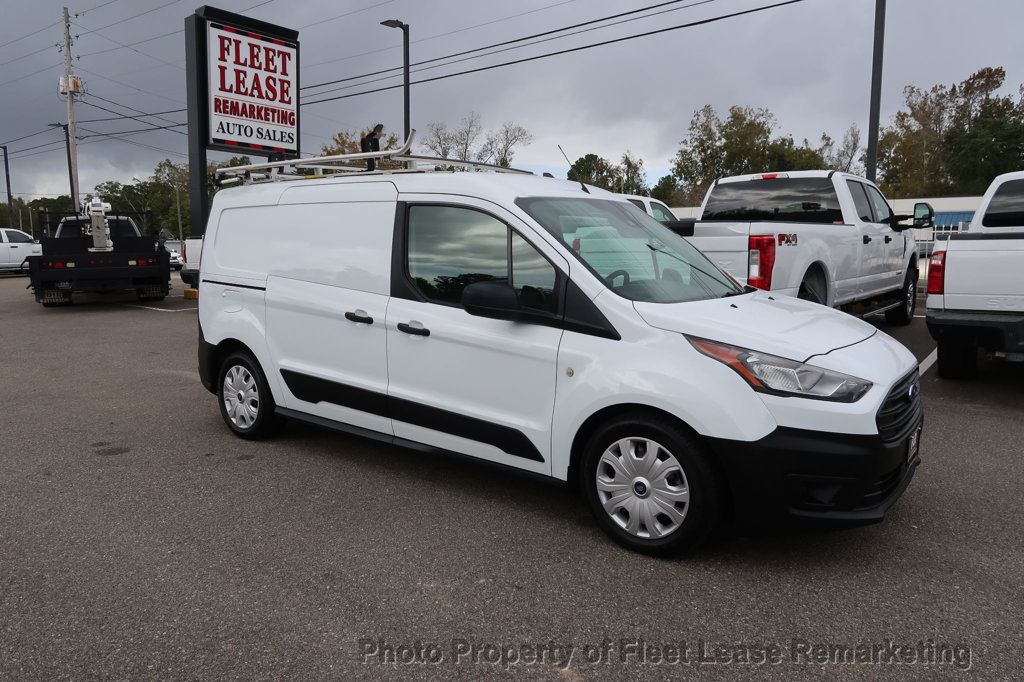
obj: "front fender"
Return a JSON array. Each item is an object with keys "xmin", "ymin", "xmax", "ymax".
[{"xmin": 550, "ymin": 327, "xmax": 778, "ymax": 481}]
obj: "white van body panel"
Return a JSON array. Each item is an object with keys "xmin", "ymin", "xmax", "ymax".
[{"xmin": 199, "ymin": 172, "xmax": 919, "ymax": 488}]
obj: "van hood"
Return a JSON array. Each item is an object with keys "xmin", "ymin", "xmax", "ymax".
[{"xmin": 632, "ymin": 290, "xmax": 876, "ymax": 361}]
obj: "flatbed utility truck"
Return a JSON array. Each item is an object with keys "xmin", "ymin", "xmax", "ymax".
[{"xmin": 26, "ymin": 197, "xmax": 170, "ymax": 307}]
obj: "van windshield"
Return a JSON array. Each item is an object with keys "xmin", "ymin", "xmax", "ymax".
[{"xmin": 516, "ymin": 197, "xmax": 742, "ymax": 303}]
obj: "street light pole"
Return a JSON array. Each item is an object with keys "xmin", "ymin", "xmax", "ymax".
[
  {"xmin": 865, "ymin": 0, "xmax": 886, "ymax": 182},
  {"xmin": 49, "ymin": 123, "xmax": 76, "ymax": 208},
  {"xmin": 381, "ymin": 19, "xmax": 410, "ymax": 142}
]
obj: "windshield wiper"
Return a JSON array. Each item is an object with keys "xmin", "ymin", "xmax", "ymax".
[{"xmin": 722, "ymin": 285, "xmax": 757, "ymax": 298}]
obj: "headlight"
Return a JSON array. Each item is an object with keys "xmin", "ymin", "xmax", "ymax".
[{"xmin": 687, "ymin": 336, "xmax": 872, "ymax": 403}]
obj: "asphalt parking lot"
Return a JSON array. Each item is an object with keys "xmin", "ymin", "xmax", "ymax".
[{"xmin": 0, "ymin": 275, "xmax": 1021, "ymax": 679}]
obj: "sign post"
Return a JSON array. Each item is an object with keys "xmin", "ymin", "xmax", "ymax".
[{"xmin": 184, "ymin": 6, "xmax": 299, "ymax": 237}]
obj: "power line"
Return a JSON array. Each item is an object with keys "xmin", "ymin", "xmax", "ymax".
[
  {"xmin": 75, "ymin": 65, "xmax": 186, "ymax": 105},
  {"xmin": 0, "ymin": 63, "xmax": 62, "ymax": 89},
  {"xmin": 77, "ymin": 107, "xmax": 188, "ymax": 123},
  {"xmin": 78, "ymin": 122, "xmax": 187, "ymax": 138},
  {"xmin": 76, "ymin": 125, "xmax": 187, "ymax": 157},
  {"xmin": 77, "ymin": 0, "xmax": 278, "ymax": 59},
  {"xmin": 301, "ymin": 0, "xmax": 695, "ymax": 91},
  {"xmin": 74, "ymin": 0, "xmax": 183, "ymax": 35},
  {"xmin": 0, "ymin": 42, "xmax": 59, "ymax": 68},
  {"xmin": 304, "ymin": 0, "xmax": 807, "ymax": 106},
  {"xmin": 79, "ymin": 93, "xmax": 187, "ymax": 130},
  {"xmin": 298, "ymin": 0, "xmax": 395, "ymax": 30},
  {"xmin": 0, "ymin": 21, "xmax": 60, "ymax": 51},
  {"xmin": 8, "ymin": 139, "xmax": 69, "ymax": 156},
  {"xmin": 303, "ymin": 0, "xmax": 580, "ymax": 71},
  {"xmin": 72, "ymin": 20, "xmax": 184, "ymax": 70},
  {"xmin": 76, "ymin": 0, "xmax": 127, "ymax": 16},
  {"xmin": 0, "ymin": 128, "xmax": 58, "ymax": 147},
  {"xmin": 303, "ymin": 0, "xmax": 720, "ymax": 99},
  {"xmin": 79, "ymin": 29, "xmax": 180, "ymax": 58}
]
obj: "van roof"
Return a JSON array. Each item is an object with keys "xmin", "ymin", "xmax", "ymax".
[{"xmin": 212, "ymin": 171, "xmax": 617, "ymax": 208}]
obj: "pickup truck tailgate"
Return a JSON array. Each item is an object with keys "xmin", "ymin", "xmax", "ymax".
[
  {"xmin": 688, "ymin": 221, "xmax": 749, "ymax": 282},
  {"xmin": 944, "ymin": 238, "xmax": 1024, "ymax": 312}
]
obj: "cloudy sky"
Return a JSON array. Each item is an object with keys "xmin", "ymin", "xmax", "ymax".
[{"xmin": 0, "ymin": 0, "xmax": 1021, "ymax": 202}]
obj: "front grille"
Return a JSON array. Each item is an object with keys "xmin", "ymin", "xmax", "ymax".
[{"xmin": 876, "ymin": 370, "xmax": 923, "ymax": 444}]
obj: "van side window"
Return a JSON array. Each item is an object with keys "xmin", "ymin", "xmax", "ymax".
[
  {"xmin": 512, "ymin": 232, "xmax": 557, "ymax": 313},
  {"xmin": 407, "ymin": 205, "xmax": 509, "ymax": 305},
  {"xmin": 847, "ymin": 181, "xmax": 874, "ymax": 222}
]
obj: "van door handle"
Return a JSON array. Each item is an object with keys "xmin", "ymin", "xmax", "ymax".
[
  {"xmin": 884, "ymin": 235, "xmax": 892, "ymax": 243},
  {"xmin": 344, "ymin": 310, "xmax": 374, "ymax": 324},
  {"xmin": 397, "ymin": 322, "xmax": 430, "ymax": 337},
  {"xmin": 863, "ymin": 235, "xmax": 873, "ymax": 244},
  {"xmin": 9, "ymin": 245, "xmax": 18, "ymax": 248}
]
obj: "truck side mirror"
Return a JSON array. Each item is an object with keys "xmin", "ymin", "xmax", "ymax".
[
  {"xmin": 913, "ymin": 202, "xmax": 935, "ymax": 228},
  {"xmin": 661, "ymin": 219, "xmax": 696, "ymax": 237}
]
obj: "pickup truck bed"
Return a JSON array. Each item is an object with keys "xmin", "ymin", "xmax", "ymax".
[{"xmin": 926, "ymin": 172, "xmax": 1024, "ymax": 377}]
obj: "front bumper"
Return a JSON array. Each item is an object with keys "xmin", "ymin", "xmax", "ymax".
[
  {"xmin": 926, "ymin": 310, "xmax": 1024, "ymax": 352},
  {"xmin": 708, "ymin": 419, "xmax": 922, "ymax": 530}
]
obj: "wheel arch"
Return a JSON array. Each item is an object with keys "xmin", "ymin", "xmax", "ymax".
[
  {"xmin": 566, "ymin": 403, "xmax": 731, "ymax": 500},
  {"xmin": 800, "ymin": 261, "xmax": 832, "ymax": 306},
  {"xmin": 203, "ymin": 337, "xmax": 277, "ymax": 401}
]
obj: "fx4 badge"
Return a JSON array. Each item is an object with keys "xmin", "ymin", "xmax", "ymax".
[{"xmin": 777, "ymin": 233, "xmax": 798, "ymax": 246}]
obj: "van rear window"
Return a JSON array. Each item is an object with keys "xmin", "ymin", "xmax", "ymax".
[
  {"xmin": 982, "ymin": 179, "xmax": 1024, "ymax": 228},
  {"xmin": 702, "ymin": 178, "xmax": 844, "ymax": 224}
]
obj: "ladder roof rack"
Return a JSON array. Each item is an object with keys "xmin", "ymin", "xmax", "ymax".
[{"xmin": 213, "ymin": 129, "xmax": 534, "ymax": 185}]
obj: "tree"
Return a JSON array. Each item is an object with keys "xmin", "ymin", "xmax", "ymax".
[
  {"xmin": 479, "ymin": 122, "xmax": 534, "ymax": 167},
  {"xmin": 617, "ymin": 151, "xmax": 647, "ymax": 195},
  {"xmin": 821, "ymin": 124, "xmax": 862, "ymax": 173},
  {"xmin": 673, "ymin": 104, "xmax": 825, "ymax": 202},
  {"xmin": 422, "ymin": 121, "xmax": 454, "ymax": 159},
  {"xmin": 567, "ymin": 153, "xmax": 620, "ymax": 191},
  {"xmin": 650, "ymin": 175, "xmax": 681, "ymax": 205},
  {"xmin": 451, "ymin": 112, "xmax": 483, "ymax": 162}
]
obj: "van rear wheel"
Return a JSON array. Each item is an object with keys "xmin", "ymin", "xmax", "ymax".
[
  {"xmin": 581, "ymin": 414, "xmax": 722, "ymax": 556},
  {"xmin": 217, "ymin": 351, "xmax": 279, "ymax": 439}
]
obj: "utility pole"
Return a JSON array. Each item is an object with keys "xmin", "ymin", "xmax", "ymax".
[
  {"xmin": 174, "ymin": 183, "xmax": 183, "ymax": 247},
  {"xmin": 0, "ymin": 145, "xmax": 12, "ymax": 219},
  {"xmin": 61, "ymin": 6, "xmax": 81, "ymax": 211},
  {"xmin": 864, "ymin": 0, "xmax": 886, "ymax": 182}
]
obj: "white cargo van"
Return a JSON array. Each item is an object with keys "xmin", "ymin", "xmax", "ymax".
[{"xmin": 197, "ymin": 149, "xmax": 923, "ymax": 555}]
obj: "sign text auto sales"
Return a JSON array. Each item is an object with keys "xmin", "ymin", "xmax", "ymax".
[{"xmin": 207, "ymin": 23, "xmax": 298, "ymax": 153}]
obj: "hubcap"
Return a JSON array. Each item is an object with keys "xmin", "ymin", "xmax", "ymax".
[
  {"xmin": 223, "ymin": 365, "xmax": 259, "ymax": 429},
  {"xmin": 596, "ymin": 437, "xmax": 690, "ymax": 539},
  {"xmin": 906, "ymin": 279, "xmax": 915, "ymax": 314}
]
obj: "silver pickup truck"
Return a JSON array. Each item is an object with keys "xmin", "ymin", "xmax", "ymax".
[{"xmin": 926, "ymin": 171, "xmax": 1024, "ymax": 377}]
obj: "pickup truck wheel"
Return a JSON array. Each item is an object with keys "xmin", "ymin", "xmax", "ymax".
[
  {"xmin": 885, "ymin": 268, "xmax": 917, "ymax": 326},
  {"xmin": 797, "ymin": 271, "xmax": 827, "ymax": 305},
  {"xmin": 581, "ymin": 414, "xmax": 722, "ymax": 556},
  {"xmin": 937, "ymin": 339, "xmax": 977, "ymax": 379},
  {"xmin": 218, "ymin": 352, "xmax": 279, "ymax": 440}
]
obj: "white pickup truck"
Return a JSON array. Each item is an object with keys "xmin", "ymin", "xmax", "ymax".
[
  {"xmin": 179, "ymin": 236, "xmax": 203, "ymax": 288},
  {"xmin": 681, "ymin": 171, "xmax": 933, "ymax": 325},
  {"xmin": 926, "ymin": 171, "xmax": 1024, "ymax": 377}
]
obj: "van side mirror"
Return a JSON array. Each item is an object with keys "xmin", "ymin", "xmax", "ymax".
[
  {"xmin": 462, "ymin": 281, "xmax": 521, "ymax": 321},
  {"xmin": 913, "ymin": 202, "xmax": 935, "ymax": 228}
]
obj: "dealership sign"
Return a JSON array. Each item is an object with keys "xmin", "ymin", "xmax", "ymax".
[{"xmin": 186, "ymin": 6, "xmax": 300, "ymax": 158}]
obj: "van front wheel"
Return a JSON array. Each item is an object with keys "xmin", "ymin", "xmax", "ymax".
[{"xmin": 581, "ymin": 414, "xmax": 722, "ymax": 556}]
